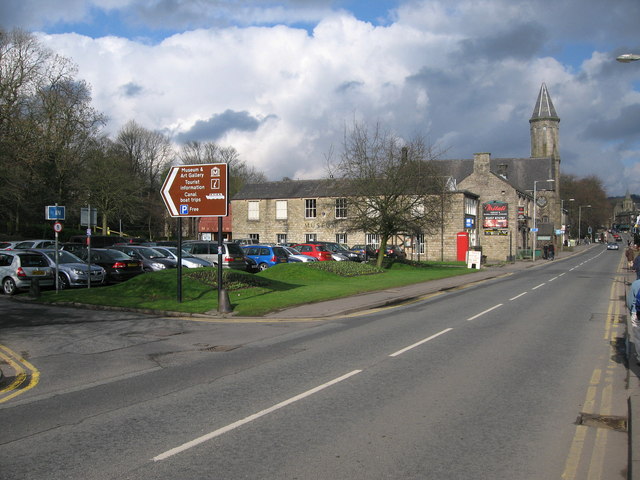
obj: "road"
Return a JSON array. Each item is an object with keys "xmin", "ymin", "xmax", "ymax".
[{"xmin": 0, "ymin": 246, "xmax": 630, "ymax": 479}]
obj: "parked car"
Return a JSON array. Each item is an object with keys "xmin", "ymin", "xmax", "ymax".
[
  {"xmin": 152, "ymin": 246, "xmax": 213, "ymax": 268},
  {"xmin": 141, "ymin": 241, "xmax": 178, "ymax": 247},
  {"xmin": 59, "ymin": 242, "xmax": 87, "ymax": 256},
  {"xmin": 242, "ymin": 245, "xmax": 289, "ymax": 271},
  {"xmin": 309, "ymin": 241, "xmax": 363, "ymax": 262},
  {"xmin": 0, "ymin": 250, "xmax": 54, "ymax": 295},
  {"xmin": 607, "ymin": 242, "xmax": 620, "ymax": 250},
  {"xmin": 0, "ymin": 241, "xmax": 26, "ymax": 251},
  {"xmin": 34, "ymin": 249, "xmax": 106, "ymax": 289},
  {"xmin": 376, "ymin": 245, "xmax": 406, "ymax": 259},
  {"xmin": 351, "ymin": 244, "xmax": 377, "ymax": 260},
  {"xmin": 108, "ymin": 245, "xmax": 177, "ymax": 271},
  {"xmin": 77, "ymin": 248, "xmax": 143, "ymax": 283},
  {"xmin": 281, "ymin": 246, "xmax": 319, "ymax": 263},
  {"xmin": 68, "ymin": 235, "xmax": 124, "ymax": 247},
  {"xmin": 182, "ymin": 241, "xmax": 247, "ymax": 269},
  {"xmin": 292, "ymin": 243, "xmax": 334, "ymax": 261},
  {"xmin": 234, "ymin": 238, "xmax": 260, "ymax": 246},
  {"xmin": 13, "ymin": 239, "xmax": 56, "ymax": 249}
]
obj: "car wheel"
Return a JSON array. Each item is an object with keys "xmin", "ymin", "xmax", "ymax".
[
  {"xmin": 58, "ymin": 273, "xmax": 70, "ymax": 290},
  {"xmin": 259, "ymin": 263, "xmax": 269, "ymax": 271},
  {"xmin": 3, "ymin": 277, "xmax": 17, "ymax": 295}
]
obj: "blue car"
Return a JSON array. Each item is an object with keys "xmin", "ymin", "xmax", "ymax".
[{"xmin": 242, "ymin": 245, "xmax": 289, "ymax": 271}]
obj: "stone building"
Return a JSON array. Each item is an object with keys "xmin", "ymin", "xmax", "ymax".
[
  {"xmin": 230, "ymin": 179, "xmax": 479, "ymax": 261},
  {"xmin": 222, "ymin": 83, "xmax": 563, "ymax": 262}
]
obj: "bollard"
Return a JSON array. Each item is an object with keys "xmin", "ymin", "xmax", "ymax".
[{"xmin": 29, "ymin": 278, "xmax": 41, "ymax": 298}]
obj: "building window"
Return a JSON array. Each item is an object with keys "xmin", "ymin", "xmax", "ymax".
[
  {"xmin": 416, "ymin": 234, "xmax": 425, "ymax": 254},
  {"xmin": 335, "ymin": 198, "xmax": 347, "ymax": 219},
  {"xmin": 248, "ymin": 201, "xmax": 259, "ymax": 220},
  {"xmin": 305, "ymin": 199, "xmax": 317, "ymax": 219},
  {"xmin": 276, "ymin": 233, "xmax": 287, "ymax": 244},
  {"xmin": 366, "ymin": 233, "xmax": 380, "ymax": 249},
  {"xmin": 305, "ymin": 233, "xmax": 317, "ymax": 242},
  {"xmin": 276, "ymin": 200, "xmax": 287, "ymax": 220},
  {"xmin": 336, "ymin": 233, "xmax": 348, "ymax": 244},
  {"xmin": 249, "ymin": 233, "xmax": 260, "ymax": 242}
]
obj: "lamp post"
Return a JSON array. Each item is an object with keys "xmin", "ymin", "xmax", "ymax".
[
  {"xmin": 560, "ymin": 198, "xmax": 575, "ymax": 251},
  {"xmin": 532, "ymin": 178, "xmax": 555, "ymax": 261},
  {"xmin": 578, "ymin": 205, "xmax": 592, "ymax": 244},
  {"xmin": 617, "ymin": 53, "xmax": 640, "ymax": 63}
]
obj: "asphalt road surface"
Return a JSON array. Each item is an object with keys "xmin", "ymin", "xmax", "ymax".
[{"xmin": 0, "ymin": 247, "xmax": 629, "ymax": 479}]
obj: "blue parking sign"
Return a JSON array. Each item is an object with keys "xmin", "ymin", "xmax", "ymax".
[
  {"xmin": 180, "ymin": 204, "xmax": 189, "ymax": 215},
  {"xmin": 46, "ymin": 205, "xmax": 65, "ymax": 220}
]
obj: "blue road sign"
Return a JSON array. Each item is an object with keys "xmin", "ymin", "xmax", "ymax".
[{"xmin": 46, "ymin": 205, "xmax": 65, "ymax": 220}]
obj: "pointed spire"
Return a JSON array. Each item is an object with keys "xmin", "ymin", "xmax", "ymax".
[{"xmin": 530, "ymin": 83, "xmax": 559, "ymax": 121}]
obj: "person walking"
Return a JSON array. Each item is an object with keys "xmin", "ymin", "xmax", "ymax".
[
  {"xmin": 547, "ymin": 243, "xmax": 555, "ymax": 260},
  {"xmin": 633, "ymin": 247, "xmax": 640, "ymax": 280},
  {"xmin": 626, "ymin": 244, "xmax": 636, "ymax": 270},
  {"xmin": 628, "ymin": 278, "xmax": 640, "ymax": 364}
]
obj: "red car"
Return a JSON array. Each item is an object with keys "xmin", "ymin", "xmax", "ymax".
[{"xmin": 292, "ymin": 243, "xmax": 334, "ymax": 261}]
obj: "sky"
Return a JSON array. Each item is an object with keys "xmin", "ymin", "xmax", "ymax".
[{"xmin": 2, "ymin": 0, "xmax": 640, "ymax": 197}]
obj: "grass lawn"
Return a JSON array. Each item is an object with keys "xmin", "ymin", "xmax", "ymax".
[{"xmin": 37, "ymin": 260, "xmax": 477, "ymax": 317}]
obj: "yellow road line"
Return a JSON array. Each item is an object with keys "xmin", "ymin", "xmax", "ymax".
[
  {"xmin": 0, "ymin": 344, "xmax": 40, "ymax": 403},
  {"xmin": 562, "ymin": 256, "xmax": 625, "ymax": 479}
]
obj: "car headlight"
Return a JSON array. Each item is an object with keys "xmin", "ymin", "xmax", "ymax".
[
  {"xmin": 71, "ymin": 268, "xmax": 85, "ymax": 275},
  {"xmin": 151, "ymin": 262, "xmax": 166, "ymax": 269}
]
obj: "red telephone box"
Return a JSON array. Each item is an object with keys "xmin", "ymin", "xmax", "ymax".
[{"xmin": 456, "ymin": 231, "xmax": 469, "ymax": 262}]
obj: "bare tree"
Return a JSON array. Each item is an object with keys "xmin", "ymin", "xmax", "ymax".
[
  {"xmin": 0, "ymin": 28, "xmax": 105, "ymax": 234},
  {"xmin": 328, "ymin": 121, "xmax": 449, "ymax": 267},
  {"xmin": 178, "ymin": 140, "xmax": 266, "ymax": 197}
]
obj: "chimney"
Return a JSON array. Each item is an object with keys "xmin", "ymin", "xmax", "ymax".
[{"xmin": 473, "ymin": 153, "xmax": 491, "ymax": 175}]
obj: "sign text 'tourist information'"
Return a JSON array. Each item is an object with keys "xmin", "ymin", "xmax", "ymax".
[{"xmin": 161, "ymin": 163, "xmax": 228, "ymax": 217}]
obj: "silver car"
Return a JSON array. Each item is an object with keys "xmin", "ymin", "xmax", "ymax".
[
  {"xmin": 182, "ymin": 242, "xmax": 247, "ymax": 269},
  {"xmin": 36, "ymin": 249, "xmax": 106, "ymax": 289},
  {"xmin": 282, "ymin": 246, "xmax": 319, "ymax": 262},
  {"xmin": 0, "ymin": 251, "xmax": 54, "ymax": 295},
  {"xmin": 153, "ymin": 246, "xmax": 213, "ymax": 268}
]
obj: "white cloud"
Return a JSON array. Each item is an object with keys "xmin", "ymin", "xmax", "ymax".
[{"xmin": 7, "ymin": 0, "xmax": 640, "ymax": 196}]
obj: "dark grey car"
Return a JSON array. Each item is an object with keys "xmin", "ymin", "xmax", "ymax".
[{"xmin": 108, "ymin": 245, "xmax": 178, "ymax": 271}]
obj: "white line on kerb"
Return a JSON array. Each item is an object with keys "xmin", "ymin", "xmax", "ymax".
[
  {"xmin": 510, "ymin": 292, "xmax": 527, "ymax": 301},
  {"xmin": 467, "ymin": 303, "xmax": 503, "ymax": 321},
  {"xmin": 389, "ymin": 328, "xmax": 453, "ymax": 357},
  {"xmin": 153, "ymin": 369, "xmax": 362, "ymax": 462}
]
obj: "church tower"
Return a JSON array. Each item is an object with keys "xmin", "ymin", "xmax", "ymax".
[
  {"xmin": 530, "ymin": 83, "xmax": 560, "ymax": 160},
  {"xmin": 529, "ymin": 83, "xmax": 562, "ymax": 242}
]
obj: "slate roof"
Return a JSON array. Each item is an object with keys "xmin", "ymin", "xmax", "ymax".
[
  {"xmin": 530, "ymin": 83, "xmax": 559, "ymax": 121},
  {"xmin": 437, "ymin": 156, "xmax": 556, "ymax": 193},
  {"xmin": 232, "ymin": 155, "xmax": 554, "ymax": 200},
  {"xmin": 233, "ymin": 178, "xmax": 342, "ymax": 200}
]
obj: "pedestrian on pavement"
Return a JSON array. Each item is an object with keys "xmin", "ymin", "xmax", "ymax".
[
  {"xmin": 548, "ymin": 243, "xmax": 555, "ymax": 260},
  {"xmin": 543, "ymin": 244, "xmax": 548, "ymax": 260},
  {"xmin": 633, "ymin": 248, "xmax": 640, "ymax": 280},
  {"xmin": 628, "ymin": 279, "xmax": 640, "ymax": 364},
  {"xmin": 626, "ymin": 244, "xmax": 636, "ymax": 270}
]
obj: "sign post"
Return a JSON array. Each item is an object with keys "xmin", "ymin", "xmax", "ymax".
[{"xmin": 161, "ymin": 163, "xmax": 230, "ymax": 310}]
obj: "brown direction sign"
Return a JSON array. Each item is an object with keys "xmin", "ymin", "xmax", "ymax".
[{"xmin": 161, "ymin": 163, "xmax": 228, "ymax": 217}]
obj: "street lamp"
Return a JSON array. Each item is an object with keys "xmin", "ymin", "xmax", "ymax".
[
  {"xmin": 532, "ymin": 178, "xmax": 555, "ymax": 261},
  {"xmin": 578, "ymin": 205, "xmax": 592, "ymax": 244},
  {"xmin": 560, "ymin": 198, "xmax": 575, "ymax": 250},
  {"xmin": 617, "ymin": 53, "xmax": 640, "ymax": 63}
]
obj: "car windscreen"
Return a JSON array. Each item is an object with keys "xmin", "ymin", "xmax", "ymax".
[
  {"xmin": 44, "ymin": 250, "xmax": 83, "ymax": 264},
  {"xmin": 273, "ymin": 247, "xmax": 287, "ymax": 256},
  {"xmin": 18, "ymin": 254, "xmax": 48, "ymax": 267}
]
